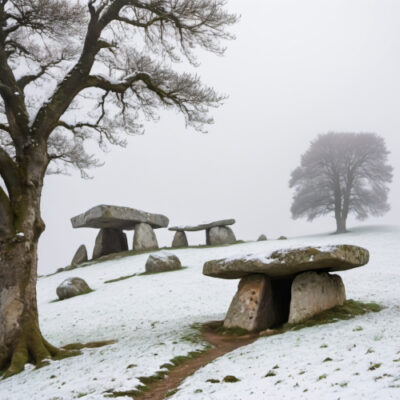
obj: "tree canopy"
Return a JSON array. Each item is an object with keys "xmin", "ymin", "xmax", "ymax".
[
  {"xmin": 289, "ymin": 132, "xmax": 393, "ymax": 233},
  {"xmin": 0, "ymin": 0, "xmax": 237, "ymax": 378}
]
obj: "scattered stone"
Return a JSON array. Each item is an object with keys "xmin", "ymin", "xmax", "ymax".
[
  {"xmin": 71, "ymin": 204, "xmax": 169, "ymax": 230},
  {"xmin": 288, "ymin": 272, "xmax": 346, "ymax": 323},
  {"xmin": 71, "ymin": 244, "xmax": 88, "ymax": 266},
  {"xmin": 172, "ymin": 231, "xmax": 188, "ymax": 248},
  {"xmin": 93, "ymin": 228, "xmax": 128, "ymax": 259},
  {"xmin": 206, "ymin": 226, "xmax": 236, "ymax": 246},
  {"xmin": 169, "ymin": 219, "xmax": 235, "ymax": 232},
  {"xmin": 203, "ymin": 245, "xmax": 369, "ymax": 279},
  {"xmin": 257, "ymin": 234, "xmax": 267, "ymax": 241},
  {"xmin": 224, "ymin": 275, "xmax": 290, "ymax": 331},
  {"xmin": 133, "ymin": 223, "xmax": 159, "ymax": 251},
  {"xmin": 145, "ymin": 252, "xmax": 182, "ymax": 273},
  {"xmin": 278, "ymin": 236, "xmax": 287, "ymax": 240},
  {"xmin": 56, "ymin": 277, "xmax": 92, "ymax": 300}
]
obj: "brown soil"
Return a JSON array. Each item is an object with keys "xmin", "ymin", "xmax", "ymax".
[{"xmin": 134, "ymin": 323, "xmax": 258, "ymax": 400}]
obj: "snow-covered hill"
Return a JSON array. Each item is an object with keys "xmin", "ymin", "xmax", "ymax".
[{"xmin": 2, "ymin": 226, "xmax": 400, "ymax": 399}]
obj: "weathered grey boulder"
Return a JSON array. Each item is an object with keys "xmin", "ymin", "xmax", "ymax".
[
  {"xmin": 133, "ymin": 223, "xmax": 158, "ymax": 251},
  {"xmin": 224, "ymin": 275, "xmax": 291, "ymax": 331},
  {"xmin": 145, "ymin": 252, "xmax": 182, "ymax": 273},
  {"xmin": 203, "ymin": 245, "xmax": 369, "ymax": 279},
  {"xmin": 172, "ymin": 231, "xmax": 188, "ymax": 248},
  {"xmin": 288, "ymin": 272, "xmax": 346, "ymax": 323},
  {"xmin": 93, "ymin": 228, "xmax": 128, "ymax": 259},
  {"xmin": 56, "ymin": 277, "xmax": 92, "ymax": 300},
  {"xmin": 71, "ymin": 244, "xmax": 88, "ymax": 266},
  {"xmin": 206, "ymin": 226, "xmax": 236, "ymax": 245},
  {"xmin": 71, "ymin": 204, "xmax": 169, "ymax": 230},
  {"xmin": 169, "ymin": 219, "xmax": 235, "ymax": 232},
  {"xmin": 257, "ymin": 234, "xmax": 267, "ymax": 241}
]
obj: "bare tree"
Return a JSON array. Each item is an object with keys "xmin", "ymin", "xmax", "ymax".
[
  {"xmin": 0, "ymin": 0, "xmax": 237, "ymax": 377},
  {"xmin": 289, "ymin": 132, "xmax": 393, "ymax": 233}
]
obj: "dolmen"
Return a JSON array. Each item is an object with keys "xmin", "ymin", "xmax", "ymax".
[
  {"xmin": 203, "ymin": 245, "xmax": 369, "ymax": 331},
  {"xmin": 71, "ymin": 205, "xmax": 169, "ymax": 259},
  {"xmin": 169, "ymin": 219, "xmax": 236, "ymax": 247}
]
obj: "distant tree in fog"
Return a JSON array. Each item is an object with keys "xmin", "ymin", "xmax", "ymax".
[{"xmin": 289, "ymin": 132, "xmax": 393, "ymax": 233}]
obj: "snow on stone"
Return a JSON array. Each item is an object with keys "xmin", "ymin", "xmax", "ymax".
[{"xmin": 1, "ymin": 225, "xmax": 399, "ymax": 399}]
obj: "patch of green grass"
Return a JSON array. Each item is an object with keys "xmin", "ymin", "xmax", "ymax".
[
  {"xmin": 353, "ymin": 326, "xmax": 363, "ymax": 332},
  {"xmin": 50, "ymin": 289, "xmax": 95, "ymax": 303},
  {"xmin": 281, "ymin": 300, "xmax": 382, "ymax": 332},
  {"xmin": 317, "ymin": 374, "xmax": 327, "ymax": 381},
  {"xmin": 104, "ymin": 274, "xmax": 137, "ymax": 284},
  {"xmin": 223, "ymin": 375, "xmax": 240, "ymax": 383},
  {"xmin": 320, "ymin": 344, "xmax": 328, "ymax": 348},
  {"xmin": 165, "ymin": 389, "xmax": 179, "ymax": 397},
  {"xmin": 366, "ymin": 348, "xmax": 375, "ymax": 354},
  {"xmin": 265, "ymin": 370, "xmax": 276, "ymax": 377},
  {"xmin": 323, "ymin": 357, "xmax": 333, "ymax": 362},
  {"xmin": 273, "ymin": 364, "xmax": 279, "ymax": 369},
  {"xmin": 139, "ymin": 267, "xmax": 188, "ymax": 276},
  {"xmin": 369, "ymin": 362, "xmax": 382, "ymax": 371},
  {"xmin": 206, "ymin": 378, "xmax": 220, "ymax": 383},
  {"xmin": 105, "ymin": 349, "xmax": 207, "ymax": 398}
]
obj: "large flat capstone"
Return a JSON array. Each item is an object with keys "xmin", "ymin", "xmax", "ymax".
[
  {"xmin": 71, "ymin": 205, "xmax": 169, "ymax": 230},
  {"xmin": 203, "ymin": 245, "xmax": 369, "ymax": 279},
  {"xmin": 169, "ymin": 219, "xmax": 235, "ymax": 232}
]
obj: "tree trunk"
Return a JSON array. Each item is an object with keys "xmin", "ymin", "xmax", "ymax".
[
  {"xmin": 335, "ymin": 216, "xmax": 347, "ymax": 234},
  {"xmin": 0, "ymin": 150, "xmax": 66, "ymax": 377},
  {"xmin": 0, "ymin": 234, "xmax": 59, "ymax": 377}
]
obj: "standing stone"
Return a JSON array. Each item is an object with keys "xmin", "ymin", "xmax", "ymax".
[
  {"xmin": 257, "ymin": 234, "xmax": 267, "ymax": 241},
  {"xmin": 224, "ymin": 274, "xmax": 289, "ymax": 332},
  {"xmin": 133, "ymin": 223, "xmax": 158, "ymax": 251},
  {"xmin": 288, "ymin": 272, "xmax": 346, "ymax": 324},
  {"xmin": 172, "ymin": 231, "xmax": 188, "ymax": 248},
  {"xmin": 71, "ymin": 244, "xmax": 88, "ymax": 266},
  {"xmin": 206, "ymin": 226, "xmax": 236, "ymax": 246},
  {"xmin": 56, "ymin": 277, "xmax": 92, "ymax": 300},
  {"xmin": 92, "ymin": 228, "xmax": 128, "ymax": 259},
  {"xmin": 145, "ymin": 252, "xmax": 182, "ymax": 273}
]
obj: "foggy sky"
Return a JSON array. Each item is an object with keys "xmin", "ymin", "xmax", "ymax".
[{"xmin": 39, "ymin": 0, "xmax": 400, "ymax": 274}]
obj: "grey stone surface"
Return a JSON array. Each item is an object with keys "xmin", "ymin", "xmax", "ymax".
[
  {"xmin": 71, "ymin": 204, "xmax": 169, "ymax": 230},
  {"xmin": 145, "ymin": 252, "xmax": 182, "ymax": 273},
  {"xmin": 206, "ymin": 226, "xmax": 236, "ymax": 245},
  {"xmin": 203, "ymin": 245, "xmax": 369, "ymax": 279},
  {"xmin": 257, "ymin": 234, "xmax": 267, "ymax": 241},
  {"xmin": 288, "ymin": 272, "xmax": 346, "ymax": 323},
  {"xmin": 56, "ymin": 277, "xmax": 92, "ymax": 300},
  {"xmin": 169, "ymin": 219, "xmax": 235, "ymax": 232},
  {"xmin": 172, "ymin": 231, "xmax": 188, "ymax": 248},
  {"xmin": 93, "ymin": 228, "xmax": 128, "ymax": 259},
  {"xmin": 224, "ymin": 275, "xmax": 292, "ymax": 331},
  {"xmin": 133, "ymin": 223, "xmax": 158, "ymax": 251},
  {"xmin": 71, "ymin": 244, "xmax": 88, "ymax": 266}
]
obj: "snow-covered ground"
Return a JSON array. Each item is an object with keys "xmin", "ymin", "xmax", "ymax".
[{"xmin": 1, "ymin": 225, "xmax": 400, "ymax": 400}]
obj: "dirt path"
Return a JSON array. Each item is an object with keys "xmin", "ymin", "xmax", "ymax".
[{"xmin": 134, "ymin": 324, "xmax": 259, "ymax": 400}]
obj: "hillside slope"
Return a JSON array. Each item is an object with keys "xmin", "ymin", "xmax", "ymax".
[{"xmin": 1, "ymin": 226, "xmax": 399, "ymax": 399}]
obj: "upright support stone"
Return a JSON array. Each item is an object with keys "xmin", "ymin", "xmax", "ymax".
[
  {"xmin": 133, "ymin": 223, "xmax": 159, "ymax": 251},
  {"xmin": 207, "ymin": 226, "xmax": 236, "ymax": 246},
  {"xmin": 71, "ymin": 244, "xmax": 88, "ymax": 266},
  {"xmin": 92, "ymin": 228, "xmax": 128, "ymax": 259},
  {"xmin": 288, "ymin": 272, "xmax": 346, "ymax": 324},
  {"xmin": 172, "ymin": 231, "xmax": 188, "ymax": 248},
  {"xmin": 224, "ymin": 274, "xmax": 291, "ymax": 332}
]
